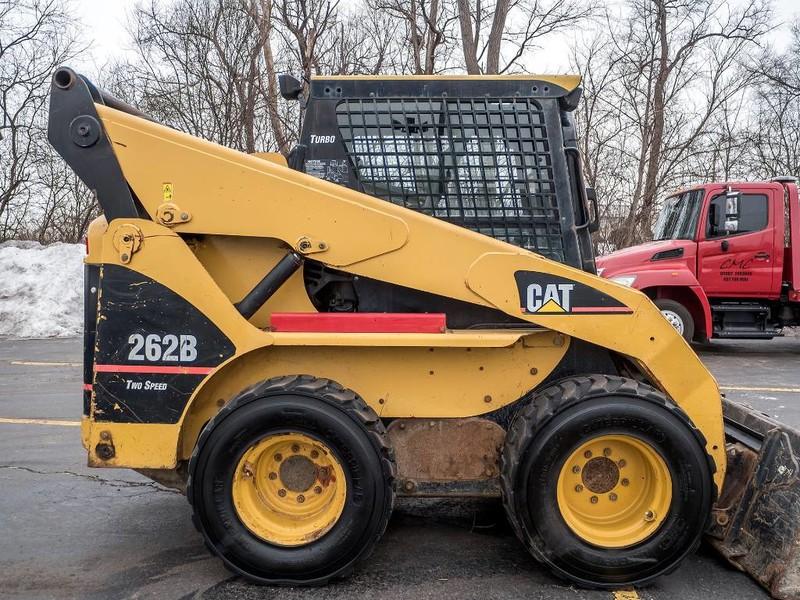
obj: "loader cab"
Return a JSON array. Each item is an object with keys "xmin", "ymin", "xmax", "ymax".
[{"xmin": 280, "ymin": 74, "xmax": 598, "ymax": 274}]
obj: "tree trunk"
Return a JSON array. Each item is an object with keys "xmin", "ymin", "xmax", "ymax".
[
  {"xmin": 635, "ymin": 0, "xmax": 669, "ymax": 241},
  {"xmin": 256, "ymin": 0, "xmax": 290, "ymax": 155},
  {"xmin": 485, "ymin": 0, "xmax": 510, "ymax": 74},
  {"xmin": 457, "ymin": 0, "xmax": 481, "ymax": 74}
]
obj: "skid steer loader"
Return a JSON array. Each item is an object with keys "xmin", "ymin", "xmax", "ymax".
[{"xmin": 47, "ymin": 66, "xmax": 798, "ymax": 594}]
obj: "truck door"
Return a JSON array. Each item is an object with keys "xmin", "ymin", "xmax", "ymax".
[{"xmin": 697, "ymin": 189, "xmax": 780, "ymax": 298}]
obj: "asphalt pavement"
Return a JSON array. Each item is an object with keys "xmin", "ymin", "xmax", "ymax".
[{"xmin": 2, "ymin": 336, "xmax": 797, "ymax": 600}]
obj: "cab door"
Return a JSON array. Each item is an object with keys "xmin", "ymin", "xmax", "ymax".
[{"xmin": 696, "ymin": 189, "xmax": 782, "ymax": 298}]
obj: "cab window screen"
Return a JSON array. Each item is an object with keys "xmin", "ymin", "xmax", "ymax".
[{"xmin": 336, "ymin": 98, "xmax": 564, "ymax": 261}]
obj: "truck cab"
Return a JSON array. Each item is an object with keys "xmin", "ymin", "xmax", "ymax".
[{"xmin": 596, "ymin": 178, "xmax": 800, "ymax": 342}]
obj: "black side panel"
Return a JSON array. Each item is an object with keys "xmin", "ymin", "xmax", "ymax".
[
  {"xmin": 92, "ymin": 265, "xmax": 235, "ymax": 423},
  {"xmin": 303, "ymin": 261, "xmax": 531, "ymax": 328},
  {"xmin": 83, "ymin": 264, "xmax": 100, "ymax": 416}
]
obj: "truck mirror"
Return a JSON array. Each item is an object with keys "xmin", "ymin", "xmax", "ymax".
[{"xmin": 724, "ymin": 189, "xmax": 740, "ymax": 233}]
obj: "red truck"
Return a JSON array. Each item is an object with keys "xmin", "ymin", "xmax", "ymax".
[{"xmin": 596, "ymin": 177, "xmax": 800, "ymax": 342}]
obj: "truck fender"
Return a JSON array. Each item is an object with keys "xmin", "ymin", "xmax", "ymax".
[{"xmin": 630, "ymin": 269, "xmax": 712, "ymax": 341}]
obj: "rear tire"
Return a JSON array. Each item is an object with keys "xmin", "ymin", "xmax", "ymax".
[
  {"xmin": 654, "ymin": 298, "xmax": 694, "ymax": 342},
  {"xmin": 501, "ymin": 375, "xmax": 714, "ymax": 588},
  {"xmin": 188, "ymin": 375, "xmax": 395, "ymax": 585}
]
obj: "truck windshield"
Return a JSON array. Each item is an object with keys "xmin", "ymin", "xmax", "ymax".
[{"xmin": 652, "ymin": 190, "xmax": 703, "ymax": 240}]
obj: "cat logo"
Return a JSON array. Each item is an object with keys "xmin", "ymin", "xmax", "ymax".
[
  {"xmin": 516, "ymin": 271, "xmax": 632, "ymax": 315},
  {"xmin": 525, "ymin": 283, "xmax": 575, "ymax": 313}
]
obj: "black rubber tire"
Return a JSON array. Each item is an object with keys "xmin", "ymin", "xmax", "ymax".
[
  {"xmin": 187, "ymin": 374, "xmax": 396, "ymax": 585},
  {"xmin": 654, "ymin": 298, "xmax": 695, "ymax": 342},
  {"xmin": 501, "ymin": 375, "xmax": 715, "ymax": 588}
]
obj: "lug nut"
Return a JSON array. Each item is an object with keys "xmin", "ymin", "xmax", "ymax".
[
  {"xmin": 618, "ymin": 459, "xmax": 626, "ymax": 468},
  {"xmin": 572, "ymin": 465, "xmax": 581, "ymax": 474},
  {"xmin": 644, "ymin": 510, "xmax": 655, "ymax": 522},
  {"xmin": 314, "ymin": 486, "xmax": 322, "ymax": 494},
  {"xmin": 603, "ymin": 447, "xmax": 612, "ymax": 457},
  {"xmin": 621, "ymin": 478, "xmax": 629, "ymax": 486},
  {"xmin": 297, "ymin": 494, "xmax": 305, "ymax": 503},
  {"xmin": 310, "ymin": 450, "xmax": 319, "ymax": 459},
  {"xmin": 291, "ymin": 444, "xmax": 300, "ymax": 453},
  {"xmin": 590, "ymin": 495, "xmax": 598, "ymax": 504},
  {"xmin": 584, "ymin": 450, "xmax": 592, "ymax": 459},
  {"xmin": 274, "ymin": 453, "xmax": 282, "ymax": 462},
  {"xmin": 278, "ymin": 489, "xmax": 286, "ymax": 497},
  {"xmin": 609, "ymin": 493, "xmax": 617, "ymax": 501},
  {"xmin": 575, "ymin": 484, "xmax": 583, "ymax": 492},
  {"xmin": 268, "ymin": 472, "xmax": 277, "ymax": 480}
]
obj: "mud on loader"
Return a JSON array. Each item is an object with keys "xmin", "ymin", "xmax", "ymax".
[{"xmin": 47, "ymin": 67, "xmax": 800, "ymax": 594}]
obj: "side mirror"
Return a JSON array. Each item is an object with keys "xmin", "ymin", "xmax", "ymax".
[
  {"xmin": 279, "ymin": 74, "xmax": 304, "ymax": 100},
  {"xmin": 724, "ymin": 189, "xmax": 740, "ymax": 233}
]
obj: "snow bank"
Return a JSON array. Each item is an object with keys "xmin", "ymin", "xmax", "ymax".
[{"xmin": 0, "ymin": 241, "xmax": 84, "ymax": 338}]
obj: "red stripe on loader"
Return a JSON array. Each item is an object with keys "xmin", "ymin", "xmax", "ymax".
[
  {"xmin": 270, "ymin": 312, "xmax": 447, "ymax": 333},
  {"xmin": 570, "ymin": 306, "xmax": 632, "ymax": 313},
  {"xmin": 94, "ymin": 364, "xmax": 216, "ymax": 375}
]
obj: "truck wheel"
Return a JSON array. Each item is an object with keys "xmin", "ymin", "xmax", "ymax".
[
  {"xmin": 501, "ymin": 375, "xmax": 714, "ymax": 588},
  {"xmin": 188, "ymin": 375, "xmax": 395, "ymax": 585},
  {"xmin": 654, "ymin": 298, "xmax": 694, "ymax": 341}
]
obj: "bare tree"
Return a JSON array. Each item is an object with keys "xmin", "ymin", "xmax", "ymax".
[
  {"xmin": 275, "ymin": 0, "xmax": 339, "ymax": 81},
  {"xmin": 457, "ymin": 0, "xmax": 594, "ymax": 74},
  {"xmin": 0, "ymin": 0, "xmax": 80, "ymax": 241},
  {"xmin": 367, "ymin": 0, "xmax": 458, "ymax": 74},
  {"xmin": 572, "ymin": 0, "xmax": 770, "ymax": 249},
  {"xmin": 743, "ymin": 21, "xmax": 800, "ymax": 178}
]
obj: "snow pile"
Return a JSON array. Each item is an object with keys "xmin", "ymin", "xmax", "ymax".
[{"xmin": 0, "ymin": 241, "xmax": 84, "ymax": 338}]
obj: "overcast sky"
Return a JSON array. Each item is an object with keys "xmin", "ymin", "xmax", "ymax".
[{"xmin": 72, "ymin": 0, "xmax": 799, "ymax": 75}]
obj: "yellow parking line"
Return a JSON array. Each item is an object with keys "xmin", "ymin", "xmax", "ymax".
[
  {"xmin": 721, "ymin": 385, "xmax": 800, "ymax": 393},
  {"xmin": 612, "ymin": 590, "xmax": 639, "ymax": 600},
  {"xmin": 0, "ymin": 417, "xmax": 80, "ymax": 427},
  {"xmin": 10, "ymin": 360, "xmax": 81, "ymax": 367}
]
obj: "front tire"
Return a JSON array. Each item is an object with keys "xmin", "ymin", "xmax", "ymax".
[
  {"xmin": 654, "ymin": 298, "xmax": 694, "ymax": 342},
  {"xmin": 188, "ymin": 375, "xmax": 395, "ymax": 585},
  {"xmin": 501, "ymin": 375, "xmax": 714, "ymax": 588}
]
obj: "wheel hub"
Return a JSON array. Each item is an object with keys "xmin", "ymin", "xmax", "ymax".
[
  {"xmin": 556, "ymin": 434, "xmax": 672, "ymax": 548},
  {"xmin": 581, "ymin": 456, "xmax": 619, "ymax": 494},
  {"xmin": 660, "ymin": 309, "xmax": 684, "ymax": 334},
  {"xmin": 232, "ymin": 432, "xmax": 347, "ymax": 547},
  {"xmin": 279, "ymin": 455, "xmax": 318, "ymax": 492}
]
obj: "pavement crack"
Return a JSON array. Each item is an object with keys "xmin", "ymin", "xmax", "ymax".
[{"xmin": 0, "ymin": 465, "xmax": 182, "ymax": 494}]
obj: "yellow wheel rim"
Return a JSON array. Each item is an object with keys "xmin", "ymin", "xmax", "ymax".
[
  {"xmin": 232, "ymin": 432, "xmax": 347, "ymax": 546},
  {"xmin": 556, "ymin": 434, "xmax": 672, "ymax": 548}
]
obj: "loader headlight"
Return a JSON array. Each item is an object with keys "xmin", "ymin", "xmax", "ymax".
[{"xmin": 610, "ymin": 275, "xmax": 637, "ymax": 287}]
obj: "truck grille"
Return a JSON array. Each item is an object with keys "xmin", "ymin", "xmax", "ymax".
[{"xmin": 336, "ymin": 97, "xmax": 564, "ymax": 261}]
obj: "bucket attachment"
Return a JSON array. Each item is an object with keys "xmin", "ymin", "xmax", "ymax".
[{"xmin": 708, "ymin": 398, "xmax": 800, "ymax": 599}]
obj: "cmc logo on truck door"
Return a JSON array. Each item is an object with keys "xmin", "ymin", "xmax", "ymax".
[{"xmin": 515, "ymin": 271, "xmax": 631, "ymax": 315}]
